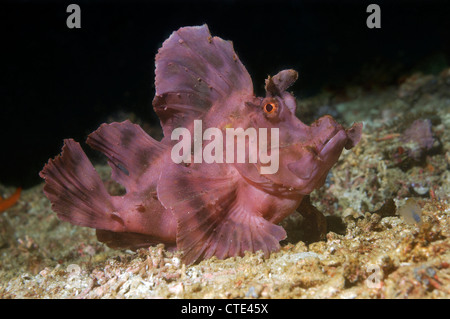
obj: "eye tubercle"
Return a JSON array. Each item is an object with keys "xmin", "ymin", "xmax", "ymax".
[{"xmin": 265, "ymin": 69, "xmax": 299, "ymax": 96}]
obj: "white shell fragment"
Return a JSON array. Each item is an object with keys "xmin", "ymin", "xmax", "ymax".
[{"xmin": 397, "ymin": 198, "xmax": 422, "ymax": 225}]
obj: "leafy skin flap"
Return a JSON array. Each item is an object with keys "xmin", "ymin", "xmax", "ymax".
[
  {"xmin": 157, "ymin": 162, "xmax": 286, "ymax": 264},
  {"xmin": 153, "ymin": 24, "xmax": 253, "ymax": 137}
]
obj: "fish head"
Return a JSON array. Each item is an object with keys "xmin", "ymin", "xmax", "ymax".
[{"xmin": 241, "ymin": 69, "xmax": 362, "ymax": 194}]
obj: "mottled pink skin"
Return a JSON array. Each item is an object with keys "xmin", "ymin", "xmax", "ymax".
[{"xmin": 40, "ymin": 25, "xmax": 362, "ymax": 264}]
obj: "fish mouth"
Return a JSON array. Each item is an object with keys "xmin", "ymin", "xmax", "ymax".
[
  {"xmin": 314, "ymin": 120, "xmax": 363, "ymax": 160},
  {"xmin": 306, "ymin": 126, "xmax": 347, "ymax": 161},
  {"xmin": 318, "ymin": 129, "xmax": 348, "ymax": 160},
  {"xmin": 287, "ymin": 128, "xmax": 347, "ymax": 181}
]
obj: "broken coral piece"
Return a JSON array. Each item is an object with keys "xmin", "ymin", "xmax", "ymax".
[{"xmin": 0, "ymin": 187, "xmax": 22, "ymax": 214}]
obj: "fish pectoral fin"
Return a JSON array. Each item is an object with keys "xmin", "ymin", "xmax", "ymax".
[{"xmin": 157, "ymin": 162, "xmax": 286, "ymax": 265}]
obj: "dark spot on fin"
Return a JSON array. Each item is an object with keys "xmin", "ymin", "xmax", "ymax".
[
  {"xmin": 136, "ymin": 204, "xmax": 146, "ymax": 213},
  {"xmin": 115, "ymin": 162, "xmax": 130, "ymax": 176},
  {"xmin": 120, "ymin": 127, "xmax": 136, "ymax": 147}
]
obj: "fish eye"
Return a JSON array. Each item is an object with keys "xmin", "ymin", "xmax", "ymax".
[{"xmin": 263, "ymin": 102, "xmax": 277, "ymax": 114}]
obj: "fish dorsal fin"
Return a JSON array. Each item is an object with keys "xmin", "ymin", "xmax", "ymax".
[
  {"xmin": 157, "ymin": 162, "xmax": 286, "ymax": 264},
  {"xmin": 87, "ymin": 120, "xmax": 167, "ymax": 193},
  {"xmin": 153, "ymin": 24, "xmax": 253, "ymax": 137}
]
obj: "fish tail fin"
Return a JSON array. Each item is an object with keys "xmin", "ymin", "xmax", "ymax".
[{"xmin": 40, "ymin": 139, "xmax": 124, "ymax": 231}]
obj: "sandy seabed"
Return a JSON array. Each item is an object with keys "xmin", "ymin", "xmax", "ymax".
[{"xmin": 1, "ymin": 69, "xmax": 449, "ymax": 299}]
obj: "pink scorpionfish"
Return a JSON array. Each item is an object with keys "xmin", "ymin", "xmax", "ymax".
[{"xmin": 40, "ymin": 25, "xmax": 362, "ymax": 264}]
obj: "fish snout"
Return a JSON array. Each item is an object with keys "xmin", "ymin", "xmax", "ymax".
[{"xmin": 287, "ymin": 117, "xmax": 362, "ymax": 191}]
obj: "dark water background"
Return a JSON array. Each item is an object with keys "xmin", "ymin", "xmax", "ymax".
[{"xmin": 1, "ymin": 0, "xmax": 449, "ymax": 187}]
